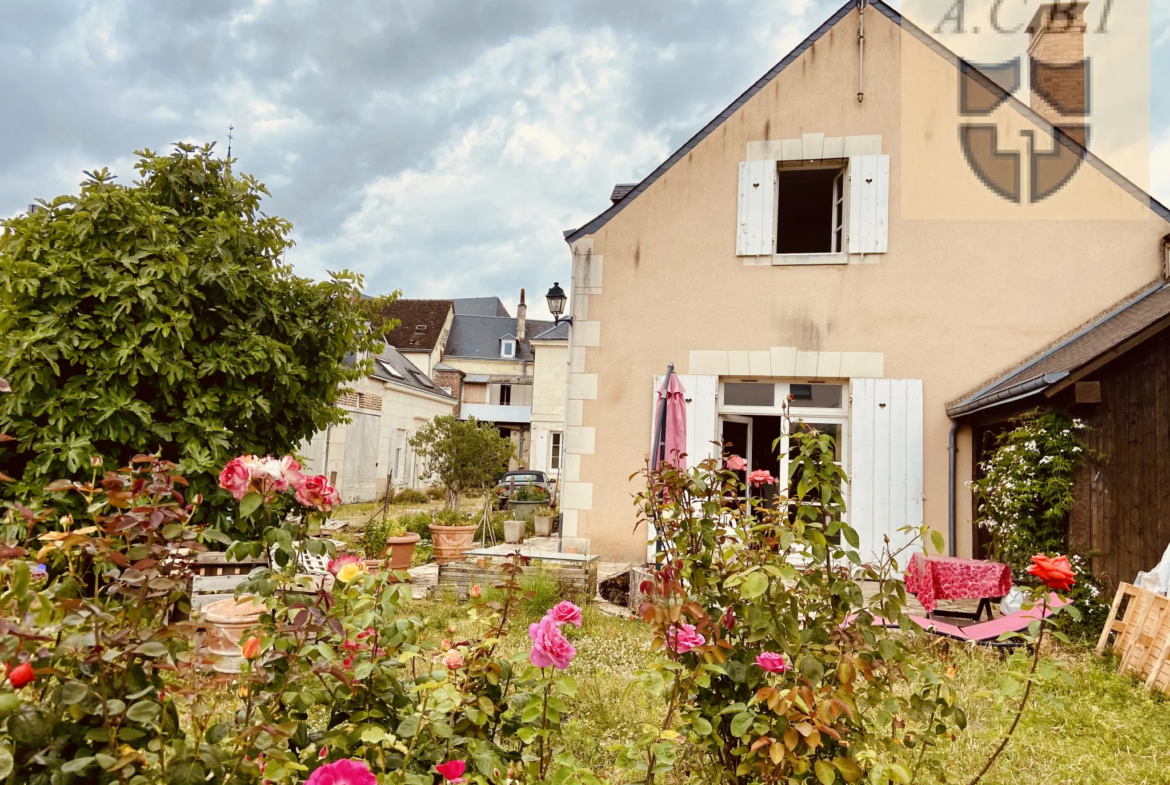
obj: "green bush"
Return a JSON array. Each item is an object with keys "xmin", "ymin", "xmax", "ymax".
[
  {"xmin": 360, "ymin": 515, "xmax": 404, "ymax": 559},
  {"xmin": 432, "ymin": 508, "xmax": 469, "ymax": 526},
  {"xmin": 397, "ymin": 511, "xmax": 433, "ymax": 536},
  {"xmin": 512, "ymin": 486, "xmax": 548, "ymax": 503},
  {"xmin": 425, "ymin": 485, "xmax": 445, "ymax": 500},
  {"xmin": 392, "ymin": 487, "xmax": 428, "ymax": 505}
]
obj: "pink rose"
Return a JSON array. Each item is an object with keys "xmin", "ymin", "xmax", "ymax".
[
  {"xmin": 755, "ymin": 652, "xmax": 791, "ymax": 674},
  {"xmin": 748, "ymin": 469, "xmax": 775, "ymax": 487},
  {"xmin": 666, "ymin": 623, "xmax": 706, "ymax": 654},
  {"xmin": 218, "ymin": 458, "xmax": 251, "ymax": 501},
  {"xmin": 544, "ymin": 601, "xmax": 583, "ymax": 628},
  {"xmin": 528, "ymin": 616, "xmax": 576, "ymax": 670},
  {"xmin": 297, "ymin": 474, "xmax": 342, "ymax": 511},
  {"xmin": 435, "ymin": 760, "xmax": 467, "ymax": 783},
  {"xmin": 726, "ymin": 455, "xmax": 748, "ymax": 472},
  {"xmin": 305, "ymin": 758, "xmax": 377, "ymax": 785},
  {"xmin": 443, "ymin": 649, "xmax": 463, "ymax": 670}
]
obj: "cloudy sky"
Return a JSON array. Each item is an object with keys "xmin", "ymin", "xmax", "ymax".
[{"xmin": 3, "ymin": 0, "xmax": 1168, "ymax": 319}]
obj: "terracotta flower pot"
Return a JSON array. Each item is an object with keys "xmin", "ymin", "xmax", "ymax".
[
  {"xmin": 430, "ymin": 524, "xmax": 478, "ymax": 564},
  {"xmin": 202, "ymin": 597, "xmax": 266, "ymax": 674},
  {"xmin": 386, "ymin": 532, "xmax": 421, "ymax": 570}
]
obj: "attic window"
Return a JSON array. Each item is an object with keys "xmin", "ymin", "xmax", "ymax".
[
  {"xmin": 501, "ymin": 339, "xmax": 516, "ymax": 359},
  {"xmin": 413, "ymin": 325, "xmax": 428, "ymax": 333},
  {"xmin": 776, "ymin": 166, "xmax": 845, "ymax": 254}
]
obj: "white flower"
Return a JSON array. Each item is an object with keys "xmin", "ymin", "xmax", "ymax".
[
  {"xmin": 1039, "ymin": 455, "xmax": 1054, "ymax": 465},
  {"xmin": 1072, "ymin": 446, "xmax": 1082, "ymax": 453}
]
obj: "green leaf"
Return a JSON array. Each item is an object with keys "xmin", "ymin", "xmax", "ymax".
[
  {"xmin": 741, "ymin": 571, "xmax": 769, "ymax": 599},
  {"xmin": 815, "ymin": 759, "xmax": 836, "ymax": 785},
  {"xmin": 125, "ymin": 700, "xmax": 160, "ymax": 725},
  {"xmin": 729, "ymin": 711, "xmax": 753, "ymax": 737},
  {"xmin": 799, "ymin": 655, "xmax": 824, "ymax": 684},
  {"xmin": 834, "ymin": 757, "xmax": 862, "ymax": 783},
  {"xmin": 62, "ymin": 757, "xmax": 95, "ymax": 774},
  {"xmin": 12, "ymin": 561, "xmax": 29, "ymax": 598},
  {"xmin": 690, "ymin": 716, "xmax": 713, "ymax": 736},
  {"xmin": 205, "ymin": 721, "xmax": 232, "ymax": 744},
  {"xmin": 877, "ymin": 639, "xmax": 898, "ymax": 661},
  {"xmin": 239, "ymin": 492, "xmax": 263, "ymax": 519},
  {"xmin": 133, "ymin": 641, "xmax": 169, "ymax": 658},
  {"xmin": 843, "ymin": 526, "xmax": 860, "ymax": 549},
  {"xmin": 360, "ymin": 726, "xmax": 388, "ymax": 744},
  {"xmin": 0, "ymin": 748, "xmax": 12, "ymax": 779},
  {"xmin": 931, "ymin": 530, "xmax": 946, "ymax": 554},
  {"xmin": 61, "ymin": 681, "xmax": 89, "ymax": 705},
  {"xmin": 555, "ymin": 676, "xmax": 578, "ymax": 697}
]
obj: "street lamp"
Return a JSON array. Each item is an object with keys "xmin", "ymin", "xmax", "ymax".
[{"xmin": 546, "ymin": 282, "xmax": 572, "ymax": 325}]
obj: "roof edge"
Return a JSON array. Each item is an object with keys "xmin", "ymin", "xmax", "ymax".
[{"xmin": 566, "ymin": 0, "xmax": 1169, "ymax": 245}]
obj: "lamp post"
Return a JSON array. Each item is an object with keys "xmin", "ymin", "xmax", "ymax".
[
  {"xmin": 546, "ymin": 282, "xmax": 572, "ymax": 326},
  {"xmin": 546, "ymin": 281, "xmax": 573, "ymax": 549}
]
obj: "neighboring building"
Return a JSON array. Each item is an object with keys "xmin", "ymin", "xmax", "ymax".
[
  {"xmin": 442, "ymin": 290, "xmax": 567, "ymax": 472},
  {"xmin": 301, "ymin": 345, "xmax": 455, "ymax": 503},
  {"xmin": 529, "ymin": 322, "xmax": 571, "ymax": 482},
  {"xmin": 380, "ymin": 299, "xmax": 454, "ymax": 377},
  {"xmin": 556, "ymin": 1, "xmax": 1170, "ymax": 563}
]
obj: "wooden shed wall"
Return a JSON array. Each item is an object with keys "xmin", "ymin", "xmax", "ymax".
[{"xmin": 1069, "ymin": 330, "xmax": 1170, "ymax": 589}]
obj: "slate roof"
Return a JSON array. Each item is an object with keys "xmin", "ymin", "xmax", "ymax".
[
  {"xmin": 380, "ymin": 299, "xmax": 453, "ymax": 352},
  {"xmin": 454, "ymin": 297, "xmax": 511, "ymax": 318},
  {"xmin": 530, "ymin": 321, "xmax": 570, "ymax": 341},
  {"xmin": 445, "ymin": 315, "xmax": 557, "ymax": 362},
  {"xmin": 563, "ymin": 0, "xmax": 1168, "ymax": 244},
  {"xmin": 370, "ymin": 344, "xmax": 452, "ymax": 399},
  {"xmin": 948, "ymin": 283, "xmax": 1170, "ymax": 416}
]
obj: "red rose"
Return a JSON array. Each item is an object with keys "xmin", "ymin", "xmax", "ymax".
[
  {"xmin": 8, "ymin": 662, "xmax": 34, "ymax": 689},
  {"xmin": 1026, "ymin": 554, "xmax": 1076, "ymax": 592}
]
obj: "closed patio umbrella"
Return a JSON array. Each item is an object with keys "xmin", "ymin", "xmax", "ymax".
[{"xmin": 650, "ymin": 364, "xmax": 687, "ymax": 472}]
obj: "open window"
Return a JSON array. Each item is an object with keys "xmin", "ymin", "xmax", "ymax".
[{"xmin": 775, "ymin": 165, "xmax": 846, "ymax": 254}]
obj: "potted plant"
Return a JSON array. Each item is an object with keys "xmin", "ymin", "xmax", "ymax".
[
  {"xmin": 504, "ymin": 518, "xmax": 525, "ymax": 544},
  {"xmin": 507, "ymin": 486, "xmax": 548, "ymax": 522},
  {"xmin": 429, "ymin": 508, "xmax": 478, "ymax": 564},
  {"xmin": 362, "ymin": 516, "xmax": 421, "ymax": 573},
  {"xmin": 532, "ymin": 505, "xmax": 556, "ymax": 537}
]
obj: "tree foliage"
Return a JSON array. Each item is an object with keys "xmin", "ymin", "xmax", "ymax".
[
  {"xmin": 0, "ymin": 144, "xmax": 394, "ymax": 520},
  {"xmin": 409, "ymin": 416, "xmax": 513, "ymax": 510}
]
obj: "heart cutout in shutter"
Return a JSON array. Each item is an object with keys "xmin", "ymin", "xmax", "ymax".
[
  {"xmin": 753, "ymin": 182, "xmax": 760, "ymax": 188},
  {"xmin": 866, "ymin": 178, "xmax": 873, "ymax": 184}
]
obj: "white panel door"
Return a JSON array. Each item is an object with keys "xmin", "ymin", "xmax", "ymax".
[
  {"xmin": 300, "ymin": 429, "xmax": 328, "ymax": 476},
  {"xmin": 847, "ymin": 155, "xmax": 890, "ymax": 254},
  {"xmin": 848, "ymin": 378, "xmax": 924, "ymax": 567},
  {"xmin": 736, "ymin": 161, "xmax": 778, "ymax": 256},
  {"xmin": 341, "ymin": 412, "xmax": 382, "ymax": 503}
]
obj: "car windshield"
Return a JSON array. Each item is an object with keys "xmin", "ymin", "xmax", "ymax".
[{"xmin": 502, "ymin": 474, "xmax": 541, "ymax": 483}]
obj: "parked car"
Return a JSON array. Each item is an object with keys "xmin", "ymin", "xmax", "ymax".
[{"xmin": 493, "ymin": 470, "xmax": 552, "ymax": 506}]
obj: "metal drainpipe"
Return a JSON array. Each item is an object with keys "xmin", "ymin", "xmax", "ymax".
[{"xmin": 947, "ymin": 421, "xmax": 958, "ymax": 556}]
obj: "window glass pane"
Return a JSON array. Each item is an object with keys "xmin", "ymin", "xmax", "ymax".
[
  {"xmin": 724, "ymin": 383, "xmax": 775, "ymax": 407},
  {"xmin": 789, "ymin": 383, "xmax": 843, "ymax": 408}
]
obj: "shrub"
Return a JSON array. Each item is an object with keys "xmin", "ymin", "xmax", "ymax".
[
  {"xmin": 512, "ymin": 486, "xmax": 548, "ymax": 503},
  {"xmin": 0, "ymin": 145, "xmax": 395, "ymax": 529},
  {"xmin": 973, "ymin": 409, "xmax": 1088, "ymax": 572},
  {"xmin": 409, "ymin": 416, "xmax": 513, "ymax": 509},
  {"xmin": 433, "ymin": 508, "xmax": 470, "ymax": 526},
  {"xmin": 425, "ymin": 485, "xmax": 445, "ymax": 500},
  {"xmin": 392, "ymin": 487, "xmax": 428, "ymax": 505},
  {"xmin": 397, "ymin": 510, "xmax": 433, "ymax": 536},
  {"xmin": 534, "ymin": 505, "xmax": 556, "ymax": 518},
  {"xmin": 361, "ymin": 515, "xmax": 406, "ymax": 559}
]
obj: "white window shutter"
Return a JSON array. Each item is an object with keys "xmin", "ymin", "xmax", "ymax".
[
  {"xmin": 736, "ymin": 161, "xmax": 777, "ymax": 256},
  {"xmin": 847, "ymin": 155, "xmax": 890, "ymax": 254},
  {"xmin": 849, "ymin": 378, "xmax": 923, "ymax": 566}
]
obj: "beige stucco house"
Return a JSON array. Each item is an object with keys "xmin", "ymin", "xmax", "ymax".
[{"xmin": 557, "ymin": 1, "xmax": 1170, "ymax": 563}]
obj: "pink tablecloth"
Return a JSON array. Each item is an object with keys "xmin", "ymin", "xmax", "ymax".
[{"xmin": 904, "ymin": 554, "xmax": 1013, "ymax": 613}]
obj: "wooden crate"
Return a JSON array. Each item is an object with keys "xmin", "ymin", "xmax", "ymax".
[
  {"xmin": 1097, "ymin": 582, "xmax": 1170, "ymax": 692},
  {"xmin": 438, "ymin": 558, "xmax": 598, "ymax": 603}
]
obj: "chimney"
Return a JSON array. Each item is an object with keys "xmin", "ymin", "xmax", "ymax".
[
  {"xmin": 1028, "ymin": 2, "xmax": 1089, "ymax": 143},
  {"xmin": 516, "ymin": 289, "xmax": 527, "ymax": 342}
]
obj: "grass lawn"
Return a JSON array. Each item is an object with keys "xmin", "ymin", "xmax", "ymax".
[{"xmin": 413, "ymin": 590, "xmax": 1170, "ymax": 785}]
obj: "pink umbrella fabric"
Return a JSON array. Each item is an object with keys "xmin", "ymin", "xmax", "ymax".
[{"xmin": 659, "ymin": 373, "xmax": 687, "ymax": 471}]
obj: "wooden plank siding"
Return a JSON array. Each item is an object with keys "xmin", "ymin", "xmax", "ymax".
[
  {"xmin": 970, "ymin": 330, "xmax": 1170, "ymax": 590},
  {"xmin": 1066, "ymin": 331, "xmax": 1170, "ymax": 589}
]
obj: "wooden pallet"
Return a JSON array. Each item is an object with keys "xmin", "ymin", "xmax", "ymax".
[{"xmin": 1097, "ymin": 582, "xmax": 1170, "ymax": 692}]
